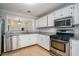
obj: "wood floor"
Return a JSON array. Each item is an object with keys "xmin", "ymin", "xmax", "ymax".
[{"xmin": 2, "ymin": 45, "xmax": 53, "ymax": 56}]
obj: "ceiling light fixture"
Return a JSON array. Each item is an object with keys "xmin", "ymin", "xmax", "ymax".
[
  {"xmin": 18, "ymin": 18, "xmax": 21, "ymax": 24},
  {"xmin": 27, "ymin": 10, "xmax": 31, "ymax": 13}
]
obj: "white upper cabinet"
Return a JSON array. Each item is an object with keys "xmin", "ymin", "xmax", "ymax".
[
  {"xmin": 47, "ymin": 5, "xmax": 75, "ymax": 27},
  {"xmin": 36, "ymin": 15, "xmax": 48, "ymax": 28},
  {"xmin": 62, "ymin": 5, "xmax": 75, "ymax": 18},
  {"xmin": 54, "ymin": 4, "xmax": 79, "ymax": 25},
  {"xmin": 40, "ymin": 16, "xmax": 48, "ymax": 27},
  {"xmin": 54, "ymin": 5, "xmax": 75, "ymax": 19},
  {"xmin": 48, "ymin": 12, "xmax": 55, "ymax": 26},
  {"xmin": 37, "ymin": 18, "xmax": 41, "ymax": 28},
  {"xmin": 54, "ymin": 9, "xmax": 62, "ymax": 19},
  {"xmin": 35, "ymin": 4, "xmax": 79, "ymax": 28},
  {"xmin": 35, "ymin": 19, "xmax": 40, "ymax": 28},
  {"xmin": 73, "ymin": 4, "xmax": 79, "ymax": 25}
]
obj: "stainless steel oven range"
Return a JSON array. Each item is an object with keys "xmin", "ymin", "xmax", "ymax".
[{"xmin": 50, "ymin": 30, "xmax": 74, "ymax": 56}]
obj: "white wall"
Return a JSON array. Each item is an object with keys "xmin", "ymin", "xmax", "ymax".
[{"xmin": 0, "ymin": 9, "xmax": 37, "ymax": 33}]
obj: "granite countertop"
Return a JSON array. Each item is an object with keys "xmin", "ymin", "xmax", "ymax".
[
  {"xmin": 4, "ymin": 31, "xmax": 78, "ymax": 43},
  {"xmin": 71, "ymin": 36, "xmax": 79, "ymax": 41},
  {"xmin": 4, "ymin": 31, "xmax": 56, "ymax": 37}
]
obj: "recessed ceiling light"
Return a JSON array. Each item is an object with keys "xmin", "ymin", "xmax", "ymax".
[{"xmin": 27, "ymin": 10, "xmax": 31, "ymax": 13}]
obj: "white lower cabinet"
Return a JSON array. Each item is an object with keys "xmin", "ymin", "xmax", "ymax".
[
  {"xmin": 12, "ymin": 36, "xmax": 20, "ymax": 50},
  {"xmin": 70, "ymin": 39, "xmax": 79, "ymax": 56},
  {"xmin": 11, "ymin": 34, "xmax": 50, "ymax": 51},
  {"xmin": 70, "ymin": 46, "xmax": 79, "ymax": 56},
  {"xmin": 19, "ymin": 34, "xmax": 36, "ymax": 48},
  {"xmin": 19, "ymin": 35, "xmax": 29, "ymax": 48},
  {"xmin": 37, "ymin": 34, "xmax": 50, "ymax": 50}
]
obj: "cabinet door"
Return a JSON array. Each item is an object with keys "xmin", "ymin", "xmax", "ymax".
[
  {"xmin": 67, "ymin": 5, "xmax": 74, "ymax": 17},
  {"xmin": 6, "ymin": 37, "xmax": 12, "ymax": 51},
  {"xmin": 19, "ymin": 34, "xmax": 36, "ymax": 48},
  {"xmin": 12, "ymin": 36, "xmax": 16, "ymax": 50},
  {"xmin": 28, "ymin": 34, "xmax": 37, "ymax": 45},
  {"xmin": 35, "ymin": 19, "xmax": 39, "ymax": 28},
  {"xmin": 71, "ymin": 46, "xmax": 79, "ymax": 56},
  {"xmin": 36, "ymin": 19, "xmax": 40, "ymax": 28},
  {"xmin": 40, "ymin": 16, "xmax": 47, "ymax": 27},
  {"xmin": 73, "ymin": 4, "xmax": 79, "ymax": 25},
  {"xmin": 37, "ymin": 16, "xmax": 47, "ymax": 27},
  {"xmin": 12, "ymin": 36, "xmax": 20, "ymax": 50},
  {"xmin": 48, "ymin": 13, "xmax": 55, "ymax": 26},
  {"xmin": 43, "ymin": 16, "xmax": 48, "ymax": 27},
  {"xmin": 38, "ymin": 18, "xmax": 42, "ymax": 27},
  {"xmin": 19, "ymin": 35, "xmax": 30, "ymax": 48},
  {"xmin": 42, "ymin": 35, "xmax": 50, "ymax": 50},
  {"xmin": 54, "ymin": 9, "xmax": 62, "ymax": 19},
  {"xmin": 38, "ymin": 35, "xmax": 50, "ymax": 50},
  {"xmin": 63, "ymin": 5, "xmax": 74, "ymax": 17},
  {"xmin": 37, "ymin": 18, "xmax": 42, "ymax": 27},
  {"xmin": 70, "ymin": 39, "xmax": 79, "ymax": 56}
]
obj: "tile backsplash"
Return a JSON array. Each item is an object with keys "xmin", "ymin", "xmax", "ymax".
[{"xmin": 39, "ymin": 28, "xmax": 56, "ymax": 35}]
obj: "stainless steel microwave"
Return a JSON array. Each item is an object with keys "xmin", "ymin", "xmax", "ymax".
[{"xmin": 54, "ymin": 17, "xmax": 73, "ymax": 27}]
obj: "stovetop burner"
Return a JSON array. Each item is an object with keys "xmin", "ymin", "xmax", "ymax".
[{"xmin": 50, "ymin": 32, "xmax": 74, "ymax": 41}]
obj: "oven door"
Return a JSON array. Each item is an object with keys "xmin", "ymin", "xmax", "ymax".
[{"xmin": 51, "ymin": 40, "xmax": 66, "ymax": 52}]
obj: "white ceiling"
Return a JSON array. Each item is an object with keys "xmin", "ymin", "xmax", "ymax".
[{"xmin": 0, "ymin": 3, "xmax": 71, "ymax": 17}]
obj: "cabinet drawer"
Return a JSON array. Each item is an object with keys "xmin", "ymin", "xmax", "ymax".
[{"xmin": 70, "ymin": 39, "xmax": 79, "ymax": 46}]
